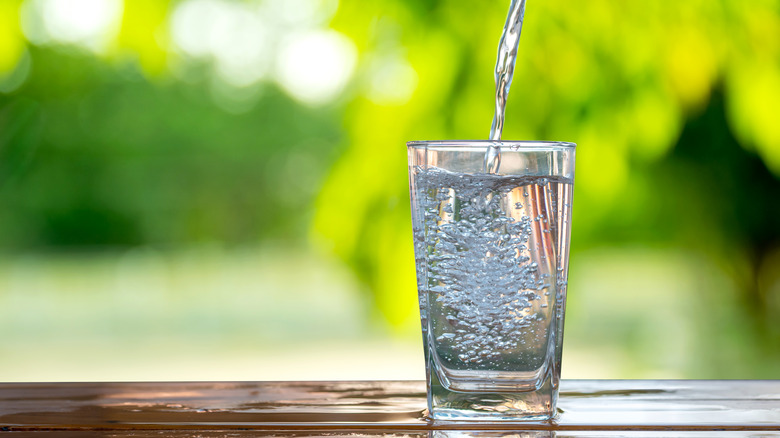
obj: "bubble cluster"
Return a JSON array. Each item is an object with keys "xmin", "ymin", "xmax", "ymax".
[{"xmin": 414, "ymin": 167, "xmax": 571, "ymax": 367}]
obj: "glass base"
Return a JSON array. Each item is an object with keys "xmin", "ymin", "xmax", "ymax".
[{"xmin": 428, "ymin": 363, "xmax": 558, "ymax": 421}]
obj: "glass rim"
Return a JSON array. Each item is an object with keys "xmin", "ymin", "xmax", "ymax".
[{"xmin": 407, "ymin": 140, "xmax": 575, "ymax": 150}]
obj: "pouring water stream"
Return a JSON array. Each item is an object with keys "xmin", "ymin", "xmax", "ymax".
[{"xmin": 485, "ymin": 0, "xmax": 527, "ymax": 174}]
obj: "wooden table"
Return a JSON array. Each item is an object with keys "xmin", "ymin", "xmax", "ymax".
[{"xmin": 1, "ymin": 380, "xmax": 779, "ymax": 437}]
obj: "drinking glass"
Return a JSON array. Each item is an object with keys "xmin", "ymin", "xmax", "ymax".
[{"xmin": 407, "ymin": 140, "xmax": 575, "ymax": 421}]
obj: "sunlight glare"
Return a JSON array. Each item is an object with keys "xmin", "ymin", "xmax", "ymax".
[
  {"xmin": 170, "ymin": 0, "xmax": 220, "ymax": 58},
  {"xmin": 172, "ymin": 0, "xmax": 270, "ymax": 87},
  {"xmin": 21, "ymin": 0, "xmax": 123, "ymax": 52},
  {"xmin": 275, "ymin": 30, "xmax": 357, "ymax": 106}
]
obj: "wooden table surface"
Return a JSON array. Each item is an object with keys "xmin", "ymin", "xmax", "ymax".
[{"xmin": 1, "ymin": 380, "xmax": 779, "ymax": 437}]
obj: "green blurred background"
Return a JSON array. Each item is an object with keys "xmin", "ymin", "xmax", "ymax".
[{"xmin": 1, "ymin": 0, "xmax": 779, "ymax": 381}]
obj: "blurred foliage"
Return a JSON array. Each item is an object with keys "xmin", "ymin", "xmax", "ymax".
[
  {"xmin": 117, "ymin": 0, "xmax": 171, "ymax": 75},
  {"xmin": 0, "ymin": 47, "xmax": 343, "ymax": 248},
  {"xmin": 314, "ymin": 0, "xmax": 780, "ymax": 374},
  {"xmin": 0, "ymin": 0, "xmax": 779, "ymax": 377}
]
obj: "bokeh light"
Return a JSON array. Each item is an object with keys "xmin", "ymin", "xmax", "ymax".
[
  {"xmin": 172, "ymin": 0, "xmax": 271, "ymax": 87},
  {"xmin": 20, "ymin": 0, "xmax": 123, "ymax": 51},
  {"xmin": 275, "ymin": 29, "xmax": 357, "ymax": 105}
]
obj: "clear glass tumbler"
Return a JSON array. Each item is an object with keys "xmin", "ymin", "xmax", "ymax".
[{"xmin": 407, "ymin": 141, "xmax": 575, "ymax": 421}]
